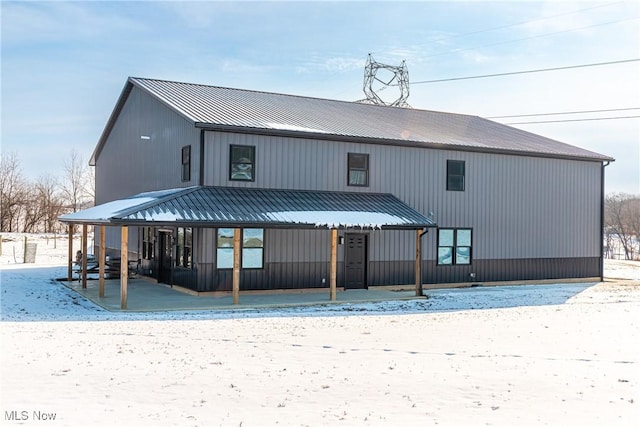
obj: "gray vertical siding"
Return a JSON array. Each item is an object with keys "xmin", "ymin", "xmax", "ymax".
[
  {"xmin": 95, "ymin": 86, "xmax": 200, "ymax": 204},
  {"xmin": 203, "ymin": 131, "xmax": 601, "ymax": 262},
  {"xmin": 94, "ymin": 95, "xmax": 603, "ymax": 289},
  {"xmin": 94, "ymin": 86, "xmax": 200, "ymax": 251}
]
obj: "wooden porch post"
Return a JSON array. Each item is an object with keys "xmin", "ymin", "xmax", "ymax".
[
  {"xmin": 415, "ymin": 229, "xmax": 422, "ymax": 297},
  {"xmin": 81, "ymin": 224, "xmax": 88, "ymax": 289},
  {"xmin": 233, "ymin": 228, "xmax": 241, "ymax": 305},
  {"xmin": 330, "ymin": 228, "xmax": 337, "ymax": 301},
  {"xmin": 67, "ymin": 224, "xmax": 74, "ymax": 282},
  {"xmin": 120, "ymin": 226, "xmax": 128, "ymax": 310},
  {"xmin": 98, "ymin": 226, "xmax": 106, "ymax": 298}
]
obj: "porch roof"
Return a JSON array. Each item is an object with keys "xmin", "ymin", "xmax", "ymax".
[{"xmin": 59, "ymin": 186, "xmax": 436, "ymax": 230}]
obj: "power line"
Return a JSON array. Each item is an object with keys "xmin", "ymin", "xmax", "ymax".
[
  {"xmin": 488, "ymin": 107, "xmax": 640, "ymax": 119},
  {"xmin": 412, "ymin": 58, "xmax": 640, "ymax": 84},
  {"xmin": 420, "ymin": 16, "xmax": 638, "ymax": 60},
  {"xmin": 504, "ymin": 115, "xmax": 640, "ymax": 125},
  {"xmin": 428, "ymin": 1, "xmax": 624, "ymax": 44}
]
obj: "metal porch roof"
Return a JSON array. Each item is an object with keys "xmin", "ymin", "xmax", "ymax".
[{"xmin": 59, "ymin": 186, "xmax": 436, "ymax": 230}]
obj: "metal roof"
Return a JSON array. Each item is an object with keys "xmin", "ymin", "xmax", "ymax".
[
  {"xmin": 91, "ymin": 77, "xmax": 613, "ymax": 165},
  {"xmin": 59, "ymin": 186, "xmax": 436, "ymax": 230}
]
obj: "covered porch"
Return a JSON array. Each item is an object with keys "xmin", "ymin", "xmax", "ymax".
[
  {"xmin": 63, "ymin": 275, "xmax": 425, "ymax": 312},
  {"xmin": 59, "ymin": 186, "xmax": 436, "ymax": 310}
]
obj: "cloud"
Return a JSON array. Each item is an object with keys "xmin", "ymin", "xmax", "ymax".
[
  {"xmin": 519, "ymin": 1, "xmax": 598, "ymax": 34},
  {"xmin": 2, "ymin": 2, "xmax": 147, "ymax": 44},
  {"xmin": 2, "ymin": 1, "xmax": 637, "ymax": 193},
  {"xmin": 297, "ymin": 55, "xmax": 365, "ymax": 74},
  {"xmin": 459, "ymin": 50, "xmax": 493, "ymax": 64}
]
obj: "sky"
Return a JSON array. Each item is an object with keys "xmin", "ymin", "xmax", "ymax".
[{"xmin": 1, "ymin": 0, "xmax": 639, "ymax": 193}]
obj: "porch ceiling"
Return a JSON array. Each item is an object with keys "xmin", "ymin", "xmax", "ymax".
[{"xmin": 59, "ymin": 186, "xmax": 436, "ymax": 230}]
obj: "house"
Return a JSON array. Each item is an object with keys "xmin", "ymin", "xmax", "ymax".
[{"xmin": 60, "ymin": 77, "xmax": 613, "ymax": 307}]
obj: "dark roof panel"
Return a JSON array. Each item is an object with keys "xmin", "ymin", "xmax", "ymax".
[
  {"xmin": 60, "ymin": 186, "xmax": 436, "ymax": 230},
  {"xmin": 125, "ymin": 77, "xmax": 611, "ymax": 162}
]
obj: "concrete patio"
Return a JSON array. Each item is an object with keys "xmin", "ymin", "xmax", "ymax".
[{"xmin": 63, "ymin": 277, "xmax": 424, "ymax": 312}]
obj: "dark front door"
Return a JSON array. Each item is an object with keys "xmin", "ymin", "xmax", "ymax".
[
  {"xmin": 345, "ymin": 233, "xmax": 367, "ymax": 289},
  {"xmin": 158, "ymin": 231, "xmax": 172, "ymax": 284}
]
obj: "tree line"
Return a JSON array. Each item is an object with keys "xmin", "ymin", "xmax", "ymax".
[
  {"xmin": 1, "ymin": 150, "xmax": 639, "ymax": 259},
  {"xmin": 605, "ymin": 193, "xmax": 640, "ymax": 260},
  {"xmin": 0, "ymin": 150, "xmax": 94, "ymax": 233}
]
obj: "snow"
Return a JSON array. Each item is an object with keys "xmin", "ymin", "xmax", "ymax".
[
  {"xmin": 264, "ymin": 122, "xmax": 329, "ymax": 134},
  {"xmin": 136, "ymin": 210, "xmax": 182, "ymax": 222},
  {"xmin": 602, "ymin": 259, "xmax": 640, "ymax": 280},
  {"xmin": 58, "ymin": 197, "xmax": 156, "ymax": 222},
  {"xmin": 268, "ymin": 210, "xmax": 413, "ymax": 229},
  {"xmin": 58, "ymin": 187, "xmax": 188, "ymax": 223},
  {"xmin": 1, "ymin": 234, "xmax": 639, "ymax": 426}
]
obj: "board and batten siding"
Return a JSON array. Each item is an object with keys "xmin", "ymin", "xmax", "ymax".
[{"xmin": 203, "ymin": 130, "xmax": 601, "ymax": 263}]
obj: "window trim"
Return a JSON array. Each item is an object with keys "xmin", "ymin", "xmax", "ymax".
[
  {"xmin": 216, "ymin": 228, "xmax": 264, "ymax": 270},
  {"xmin": 181, "ymin": 145, "xmax": 191, "ymax": 182},
  {"xmin": 446, "ymin": 160, "xmax": 465, "ymax": 191},
  {"xmin": 437, "ymin": 227, "xmax": 473, "ymax": 266},
  {"xmin": 229, "ymin": 145, "xmax": 256, "ymax": 182},
  {"xmin": 141, "ymin": 227, "xmax": 155, "ymax": 260},
  {"xmin": 176, "ymin": 227, "xmax": 192, "ymax": 269},
  {"xmin": 241, "ymin": 228, "xmax": 264, "ymax": 269},
  {"xmin": 347, "ymin": 152, "xmax": 369, "ymax": 187},
  {"xmin": 216, "ymin": 228, "xmax": 234, "ymax": 270}
]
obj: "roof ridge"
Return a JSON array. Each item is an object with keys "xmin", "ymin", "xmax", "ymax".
[
  {"xmin": 128, "ymin": 76, "xmax": 473, "ymax": 119},
  {"xmin": 95, "ymin": 77, "xmax": 612, "ymax": 164}
]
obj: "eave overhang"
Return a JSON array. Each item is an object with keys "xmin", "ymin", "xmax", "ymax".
[
  {"xmin": 194, "ymin": 122, "xmax": 615, "ymax": 163},
  {"xmin": 59, "ymin": 186, "xmax": 437, "ymax": 231}
]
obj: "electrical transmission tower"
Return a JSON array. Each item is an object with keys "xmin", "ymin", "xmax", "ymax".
[{"xmin": 357, "ymin": 53, "xmax": 411, "ymax": 108}]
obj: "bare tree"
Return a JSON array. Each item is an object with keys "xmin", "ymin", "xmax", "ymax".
[
  {"xmin": 605, "ymin": 193, "xmax": 639, "ymax": 260},
  {"xmin": 0, "ymin": 152, "xmax": 27, "ymax": 232},
  {"xmin": 21, "ymin": 181, "xmax": 43, "ymax": 233},
  {"xmin": 36, "ymin": 174, "xmax": 65, "ymax": 233},
  {"xmin": 603, "ymin": 229, "xmax": 614, "ymax": 259},
  {"xmin": 85, "ymin": 165, "xmax": 96, "ymax": 205},
  {"xmin": 626, "ymin": 197, "xmax": 640, "ymax": 257},
  {"xmin": 60, "ymin": 149, "xmax": 92, "ymax": 212}
]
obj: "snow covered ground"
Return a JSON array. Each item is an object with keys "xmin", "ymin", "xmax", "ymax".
[{"xmin": 1, "ymin": 233, "xmax": 639, "ymax": 426}]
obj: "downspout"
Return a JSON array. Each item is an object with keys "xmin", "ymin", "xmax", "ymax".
[
  {"xmin": 600, "ymin": 161, "xmax": 610, "ymax": 282},
  {"xmin": 199, "ymin": 129, "xmax": 205, "ymax": 186},
  {"xmin": 418, "ymin": 228, "xmax": 429, "ymax": 296}
]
